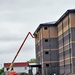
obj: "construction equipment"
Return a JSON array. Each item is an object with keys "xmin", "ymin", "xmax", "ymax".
[{"xmin": 7, "ymin": 32, "xmax": 37, "ymax": 71}]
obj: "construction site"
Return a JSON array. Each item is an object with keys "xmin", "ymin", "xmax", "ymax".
[{"xmin": 1, "ymin": 9, "xmax": 75, "ymax": 75}]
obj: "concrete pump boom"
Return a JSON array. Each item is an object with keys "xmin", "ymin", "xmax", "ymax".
[{"xmin": 8, "ymin": 32, "xmax": 37, "ymax": 71}]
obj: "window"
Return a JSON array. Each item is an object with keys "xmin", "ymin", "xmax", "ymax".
[
  {"xmin": 45, "ymin": 39, "xmax": 48, "ymax": 42},
  {"xmin": 7, "ymin": 68, "xmax": 9, "ymax": 71},
  {"xmin": 45, "ymin": 51, "xmax": 49, "ymax": 54},
  {"xmin": 46, "ymin": 64, "xmax": 49, "ymax": 67},
  {"xmin": 44, "ymin": 27, "xmax": 47, "ymax": 30},
  {"xmin": 25, "ymin": 67, "xmax": 27, "ymax": 69}
]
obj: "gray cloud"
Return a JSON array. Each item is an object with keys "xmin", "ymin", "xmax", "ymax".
[
  {"xmin": 0, "ymin": 42, "xmax": 35, "ymax": 63},
  {"xmin": 0, "ymin": 0, "xmax": 75, "ymax": 67}
]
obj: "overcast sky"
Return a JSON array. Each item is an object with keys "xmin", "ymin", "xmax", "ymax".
[{"xmin": 0, "ymin": 0, "xmax": 75, "ymax": 68}]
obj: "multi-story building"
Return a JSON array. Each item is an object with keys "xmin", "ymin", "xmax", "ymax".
[
  {"xmin": 57, "ymin": 9, "xmax": 75, "ymax": 75},
  {"xmin": 34, "ymin": 9, "xmax": 75, "ymax": 75}
]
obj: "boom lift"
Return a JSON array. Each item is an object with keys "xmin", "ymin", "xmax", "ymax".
[{"xmin": 7, "ymin": 32, "xmax": 37, "ymax": 72}]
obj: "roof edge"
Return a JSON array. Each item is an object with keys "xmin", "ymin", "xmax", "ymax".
[
  {"xmin": 33, "ymin": 22, "xmax": 56, "ymax": 35},
  {"xmin": 33, "ymin": 9, "xmax": 75, "ymax": 35},
  {"xmin": 56, "ymin": 9, "xmax": 75, "ymax": 24}
]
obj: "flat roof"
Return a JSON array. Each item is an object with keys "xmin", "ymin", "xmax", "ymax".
[
  {"xmin": 33, "ymin": 9, "xmax": 75, "ymax": 35},
  {"xmin": 4, "ymin": 62, "xmax": 41, "ymax": 67},
  {"xmin": 4, "ymin": 62, "xmax": 29, "ymax": 67},
  {"xmin": 33, "ymin": 21, "xmax": 56, "ymax": 35}
]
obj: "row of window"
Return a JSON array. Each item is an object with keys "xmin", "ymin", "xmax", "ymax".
[
  {"xmin": 36, "ymin": 39, "xmax": 49, "ymax": 44},
  {"xmin": 37, "ymin": 34, "xmax": 71, "ymax": 49},
  {"xmin": 45, "ymin": 63, "xmax": 59, "ymax": 67}
]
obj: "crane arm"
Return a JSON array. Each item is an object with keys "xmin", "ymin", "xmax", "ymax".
[{"xmin": 8, "ymin": 32, "xmax": 37, "ymax": 71}]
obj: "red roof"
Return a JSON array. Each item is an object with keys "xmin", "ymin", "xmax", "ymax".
[{"xmin": 4, "ymin": 62, "xmax": 29, "ymax": 67}]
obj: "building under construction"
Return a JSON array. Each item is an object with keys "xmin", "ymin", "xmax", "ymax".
[{"xmin": 34, "ymin": 9, "xmax": 75, "ymax": 75}]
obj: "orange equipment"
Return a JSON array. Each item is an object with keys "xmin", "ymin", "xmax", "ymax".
[
  {"xmin": 8, "ymin": 32, "xmax": 37, "ymax": 71},
  {"xmin": 8, "ymin": 71, "xmax": 17, "ymax": 75}
]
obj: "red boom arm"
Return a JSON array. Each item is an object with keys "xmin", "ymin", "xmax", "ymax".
[{"xmin": 8, "ymin": 32, "xmax": 37, "ymax": 71}]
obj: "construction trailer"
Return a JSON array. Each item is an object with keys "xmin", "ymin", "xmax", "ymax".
[{"xmin": 4, "ymin": 62, "xmax": 41, "ymax": 75}]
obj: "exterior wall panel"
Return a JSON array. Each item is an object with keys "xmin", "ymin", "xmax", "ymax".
[
  {"xmin": 65, "ymin": 64, "xmax": 70, "ymax": 74},
  {"xmin": 72, "ymin": 43, "xmax": 75, "ymax": 56},
  {"xmin": 70, "ymin": 13, "xmax": 75, "ymax": 27},
  {"xmin": 43, "ymin": 51, "xmax": 50, "ymax": 61},
  {"xmin": 71, "ymin": 28, "xmax": 75, "ymax": 41},
  {"xmin": 50, "ymin": 38, "xmax": 58, "ymax": 49},
  {"xmin": 50, "ymin": 26, "xmax": 58, "ymax": 38},
  {"xmin": 42, "ymin": 27, "xmax": 49, "ymax": 38},
  {"xmin": 50, "ymin": 50, "xmax": 59, "ymax": 61}
]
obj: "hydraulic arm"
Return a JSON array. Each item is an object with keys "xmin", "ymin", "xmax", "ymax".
[{"xmin": 8, "ymin": 32, "xmax": 37, "ymax": 71}]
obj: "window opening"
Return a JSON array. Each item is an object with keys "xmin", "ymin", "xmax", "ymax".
[
  {"xmin": 46, "ymin": 64, "xmax": 49, "ymax": 67},
  {"xmin": 45, "ymin": 51, "xmax": 49, "ymax": 54},
  {"xmin": 44, "ymin": 27, "xmax": 47, "ymax": 30},
  {"xmin": 45, "ymin": 39, "xmax": 48, "ymax": 42}
]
